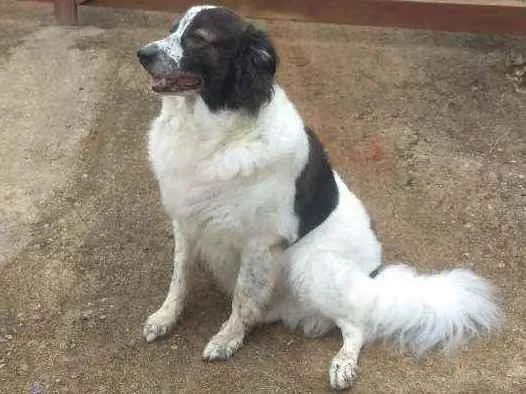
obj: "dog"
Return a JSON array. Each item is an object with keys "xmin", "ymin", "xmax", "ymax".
[{"xmin": 137, "ymin": 5, "xmax": 501, "ymax": 390}]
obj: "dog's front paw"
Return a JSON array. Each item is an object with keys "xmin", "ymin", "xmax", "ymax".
[
  {"xmin": 329, "ymin": 354, "xmax": 358, "ymax": 391},
  {"xmin": 202, "ymin": 331, "xmax": 244, "ymax": 361},
  {"xmin": 143, "ymin": 308, "xmax": 177, "ymax": 342}
]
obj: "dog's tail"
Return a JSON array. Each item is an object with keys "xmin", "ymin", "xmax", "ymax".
[{"xmin": 362, "ymin": 264, "xmax": 502, "ymax": 356}]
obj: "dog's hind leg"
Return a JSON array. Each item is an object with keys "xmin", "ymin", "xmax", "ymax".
[
  {"xmin": 264, "ymin": 297, "xmax": 335, "ymax": 337},
  {"xmin": 143, "ymin": 220, "xmax": 190, "ymax": 342},
  {"xmin": 329, "ymin": 320, "xmax": 365, "ymax": 390},
  {"xmin": 202, "ymin": 237, "xmax": 285, "ymax": 361}
]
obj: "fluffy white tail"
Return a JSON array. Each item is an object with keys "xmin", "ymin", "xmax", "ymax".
[{"xmin": 366, "ymin": 264, "xmax": 502, "ymax": 356}]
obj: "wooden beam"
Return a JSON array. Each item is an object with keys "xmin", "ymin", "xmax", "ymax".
[
  {"xmin": 27, "ymin": 0, "xmax": 526, "ymax": 34},
  {"xmin": 53, "ymin": 0, "xmax": 78, "ymax": 25}
]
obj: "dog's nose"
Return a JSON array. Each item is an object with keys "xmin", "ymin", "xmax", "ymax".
[{"xmin": 137, "ymin": 44, "xmax": 159, "ymax": 66}]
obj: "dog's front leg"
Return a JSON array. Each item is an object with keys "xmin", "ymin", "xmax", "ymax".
[
  {"xmin": 143, "ymin": 219, "xmax": 190, "ymax": 342},
  {"xmin": 202, "ymin": 238, "xmax": 284, "ymax": 361}
]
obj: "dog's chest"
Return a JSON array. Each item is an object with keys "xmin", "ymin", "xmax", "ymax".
[
  {"xmin": 150, "ymin": 140, "xmax": 239, "ymax": 225},
  {"xmin": 149, "ymin": 120, "xmax": 294, "ymax": 292},
  {"xmin": 148, "ymin": 113, "xmax": 296, "ymax": 245}
]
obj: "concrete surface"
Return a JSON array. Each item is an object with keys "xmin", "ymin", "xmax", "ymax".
[{"xmin": 1, "ymin": 1, "xmax": 525, "ymax": 392}]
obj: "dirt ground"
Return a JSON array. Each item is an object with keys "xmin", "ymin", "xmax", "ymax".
[{"xmin": 1, "ymin": 1, "xmax": 525, "ymax": 392}]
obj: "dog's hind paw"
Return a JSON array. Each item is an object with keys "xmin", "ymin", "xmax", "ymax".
[
  {"xmin": 329, "ymin": 355, "xmax": 358, "ymax": 391},
  {"xmin": 143, "ymin": 309, "xmax": 177, "ymax": 342}
]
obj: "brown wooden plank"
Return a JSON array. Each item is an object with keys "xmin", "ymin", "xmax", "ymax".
[
  {"xmin": 402, "ymin": 0, "xmax": 522, "ymax": 5},
  {"xmin": 53, "ymin": 0, "xmax": 78, "ymax": 25},
  {"xmin": 25, "ymin": 0, "xmax": 526, "ymax": 34}
]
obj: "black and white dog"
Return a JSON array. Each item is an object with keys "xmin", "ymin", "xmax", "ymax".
[{"xmin": 137, "ymin": 6, "xmax": 501, "ymax": 390}]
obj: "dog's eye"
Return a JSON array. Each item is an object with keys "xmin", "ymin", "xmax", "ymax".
[
  {"xmin": 186, "ymin": 34, "xmax": 210, "ymax": 48},
  {"xmin": 186, "ymin": 29, "xmax": 216, "ymax": 49}
]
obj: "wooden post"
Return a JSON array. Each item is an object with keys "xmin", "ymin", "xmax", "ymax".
[{"xmin": 54, "ymin": 0, "xmax": 78, "ymax": 25}]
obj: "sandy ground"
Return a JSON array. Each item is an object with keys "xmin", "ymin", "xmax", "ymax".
[{"xmin": 1, "ymin": 1, "xmax": 525, "ymax": 392}]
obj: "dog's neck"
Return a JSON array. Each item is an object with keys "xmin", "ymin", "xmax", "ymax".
[{"xmin": 160, "ymin": 94, "xmax": 257, "ymax": 133}]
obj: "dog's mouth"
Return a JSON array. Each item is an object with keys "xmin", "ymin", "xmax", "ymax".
[{"xmin": 151, "ymin": 72, "xmax": 202, "ymax": 94}]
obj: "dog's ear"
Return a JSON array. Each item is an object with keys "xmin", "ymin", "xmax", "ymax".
[{"xmin": 228, "ymin": 24, "xmax": 278, "ymax": 114}]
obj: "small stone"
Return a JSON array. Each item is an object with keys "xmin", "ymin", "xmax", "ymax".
[
  {"xmin": 30, "ymin": 382, "xmax": 44, "ymax": 394},
  {"xmin": 20, "ymin": 363, "xmax": 29, "ymax": 372},
  {"xmin": 0, "ymin": 363, "xmax": 6, "ymax": 369},
  {"xmin": 5, "ymin": 334, "xmax": 13, "ymax": 341},
  {"xmin": 80, "ymin": 310, "xmax": 94, "ymax": 320}
]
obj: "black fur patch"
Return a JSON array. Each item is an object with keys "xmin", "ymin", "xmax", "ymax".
[
  {"xmin": 294, "ymin": 128, "xmax": 339, "ymax": 238},
  {"xmin": 369, "ymin": 264, "xmax": 385, "ymax": 278},
  {"xmin": 222, "ymin": 25, "xmax": 277, "ymax": 114},
  {"xmin": 182, "ymin": 9, "xmax": 278, "ymax": 114}
]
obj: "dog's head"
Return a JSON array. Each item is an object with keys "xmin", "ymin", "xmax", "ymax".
[{"xmin": 137, "ymin": 5, "xmax": 278, "ymax": 114}]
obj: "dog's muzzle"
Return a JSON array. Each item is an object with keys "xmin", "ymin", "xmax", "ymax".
[{"xmin": 137, "ymin": 44, "xmax": 203, "ymax": 94}]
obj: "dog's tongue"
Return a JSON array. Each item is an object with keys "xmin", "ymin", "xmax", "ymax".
[
  {"xmin": 177, "ymin": 76, "xmax": 200, "ymax": 88},
  {"xmin": 152, "ymin": 75, "xmax": 200, "ymax": 92}
]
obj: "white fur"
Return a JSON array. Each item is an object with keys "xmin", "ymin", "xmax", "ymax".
[
  {"xmin": 155, "ymin": 5, "xmax": 217, "ymax": 65},
  {"xmin": 148, "ymin": 88, "xmax": 306, "ymax": 292},
  {"xmin": 367, "ymin": 265, "xmax": 501, "ymax": 355},
  {"xmin": 144, "ymin": 16, "xmax": 501, "ymax": 387}
]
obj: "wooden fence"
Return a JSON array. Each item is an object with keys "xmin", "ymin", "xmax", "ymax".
[{"xmin": 29, "ymin": 0, "xmax": 526, "ymax": 34}]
